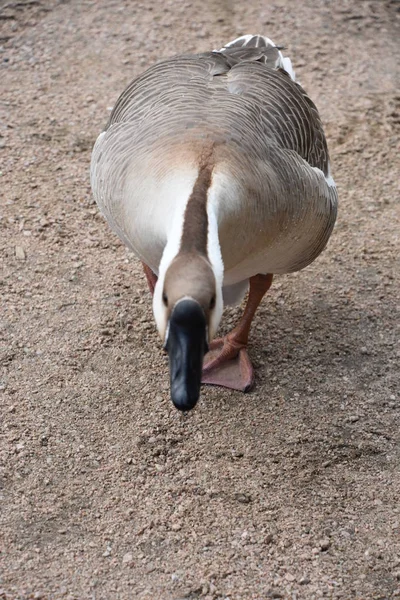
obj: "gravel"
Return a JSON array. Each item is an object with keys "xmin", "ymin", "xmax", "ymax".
[{"xmin": 1, "ymin": 0, "xmax": 399, "ymax": 599}]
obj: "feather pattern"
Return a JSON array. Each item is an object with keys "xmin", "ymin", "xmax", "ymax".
[{"xmin": 91, "ymin": 35, "xmax": 337, "ymax": 294}]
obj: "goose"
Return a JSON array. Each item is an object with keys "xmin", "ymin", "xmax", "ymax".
[{"xmin": 90, "ymin": 34, "xmax": 338, "ymax": 412}]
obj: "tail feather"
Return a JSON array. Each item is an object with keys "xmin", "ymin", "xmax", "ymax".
[
  {"xmin": 222, "ymin": 34, "xmax": 277, "ymax": 50},
  {"xmin": 219, "ymin": 34, "xmax": 296, "ymax": 81}
]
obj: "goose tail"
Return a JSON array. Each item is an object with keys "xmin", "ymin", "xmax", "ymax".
[{"xmin": 220, "ymin": 34, "xmax": 296, "ymax": 81}]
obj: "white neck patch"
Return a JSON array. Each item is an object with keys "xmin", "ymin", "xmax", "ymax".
[{"xmin": 152, "ymin": 168, "xmax": 225, "ymax": 340}]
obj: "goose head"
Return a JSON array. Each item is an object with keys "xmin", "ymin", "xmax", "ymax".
[{"xmin": 153, "ymin": 252, "xmax": 223, "ymax": 411}]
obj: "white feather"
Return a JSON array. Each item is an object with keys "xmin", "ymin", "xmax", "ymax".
[
  {"xmin": 220, "ymin": 35, "xmax": 296, "ymax": 82},
  {"xmin": 206, "ymin": 203, "xmax": 224, "ymax": 338},
  {"xmin": 311, "ymin": 165, "xmax": 337, "ymax": 188}
]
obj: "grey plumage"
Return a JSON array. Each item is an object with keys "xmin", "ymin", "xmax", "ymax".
[{"xmin": 91, "ymin": 35, "xmax": 337, "ymax": 293}]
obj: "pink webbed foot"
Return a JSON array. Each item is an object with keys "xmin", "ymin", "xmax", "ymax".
[
  {"xmin": 201, "ymin": 274, "xmax": 273, "ymax": 392},
  {"xmin": 201, "ymin": 337, "xmax": 254, "ymax": 392}
]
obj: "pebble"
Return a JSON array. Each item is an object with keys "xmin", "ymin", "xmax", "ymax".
[
  {"xmin": 264, "ymin": 533, "xmax": 274, "ymax": 544},
  {"xmin": 299, "ymin": 576, "xmax": 311, "ymax": 585},
  {"xmin": 234, "ymin": 492, "xmax": 252, "ymax": 504},
  {"xmin": 15, "ymin": 245, "xmax": 26, "ymax": 260},
  {"xmin": 122, "ymin": 552, "xmax": 133, "ymax": 565},
  {"xmin": 320, "ymin": 538, "xmax": 331, "ymax": 551},
  {"xmin": 100, "ymin": 328, "xmax": 112, "ymax": 336},
  {"xmin": 348, "ymin": 415, "xmax": 360, "ymax": 423}
]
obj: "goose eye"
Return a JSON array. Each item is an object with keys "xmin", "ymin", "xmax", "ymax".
[
  {"xmin": 162, "ymin": 292, "xmax": 168, "ymax": 307},
  {"xmin": 209, "ymin": 295, "xmax": 216, "ymax": 310}
]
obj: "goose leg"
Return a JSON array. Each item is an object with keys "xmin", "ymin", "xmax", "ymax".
[
  {"xmin": 142, "ymin": 262, "xmax": 158, "ymax": 296},
  {"xmin": 202, "ymin": 273, "xmax": 273, "ymax": 392}
]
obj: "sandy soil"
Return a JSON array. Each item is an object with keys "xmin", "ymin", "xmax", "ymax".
[{"xmin": 1, "ymin": 1, "xmax": 399, "ymax": 599}]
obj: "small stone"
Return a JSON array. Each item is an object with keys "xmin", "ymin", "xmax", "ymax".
[
  {"xmin": 234, "ymin": 492, "xmax": 252, "ymax": 504},
  {"xmin": 15, "ymin": 245, "xmax": 26, "ymax": 260},
  {"xmin": 264, "ymin": 533, "xmax": 274, "ymax": 544},
  {"xmin": 100, "ymin": 328, "xmax": 112, "ymax": 336},
  {"xmin": 285, "ymin": 572, "xmax": 296, "ymax": 582},
  {"xmin": 122, "ymin": 552, "xmax": 133, "ymax": 565},
  {"xmin": 170, "ymin": 522, "xmax": 182, "ymax": 531},
  {"xmin": 231, "ymin": 449, "xmax": 244, "ymax": 459},
  {"xmin": 299, "ymin": 576, "xmax": 311, "ymax": 585},
  {"xmin": 209, "ymin": 582, "xmax": 217, "ymax": 594},
  {"xmin": 320, "ymin": 538, "xmax": 331, "ymax": 551},
  {"xmin": 348, "ymin": 415, "xmax": 360, "ymax": 423}
]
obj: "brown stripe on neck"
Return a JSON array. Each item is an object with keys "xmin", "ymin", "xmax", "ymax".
[{"xmin": 179, "ymin": 162, "xmax": 213, "ymax": 256}]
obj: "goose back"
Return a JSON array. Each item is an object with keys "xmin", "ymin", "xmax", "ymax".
[{"xmin": 91, "ymin": 42, "xmax": 337, "ymax": 285}]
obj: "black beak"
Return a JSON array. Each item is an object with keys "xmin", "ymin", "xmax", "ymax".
[{"xmin": 164, "ymin": 299, "xmax": 208, "ymax": 411}]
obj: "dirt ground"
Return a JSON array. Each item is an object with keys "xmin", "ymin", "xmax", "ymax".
[{"xmin": 1, "ymin": 0, "xmax": 399, "ymax": 599}]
